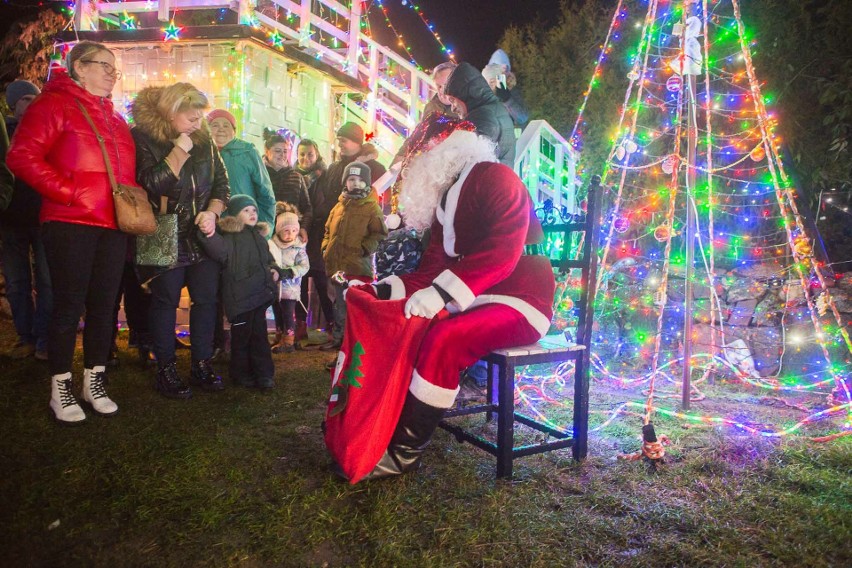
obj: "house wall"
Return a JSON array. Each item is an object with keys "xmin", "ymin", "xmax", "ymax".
[{"xmin": 108, "ymin": 40, "xmax": 353, "ymax": 164}]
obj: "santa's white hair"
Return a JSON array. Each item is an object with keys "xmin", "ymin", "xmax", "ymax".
[{"xmin": 399, "ymin": 130, "xmax": 498, "ymax": 230}]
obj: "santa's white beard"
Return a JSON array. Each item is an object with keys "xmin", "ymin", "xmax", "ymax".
[{"xmin": 399, "ymin": 130, "xmax": 498, "ymax": 230}]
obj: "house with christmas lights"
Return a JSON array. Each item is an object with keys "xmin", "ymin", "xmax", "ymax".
[{"xmin": 66, "ymin": 0, "xmax": 579, "ymax": 211}]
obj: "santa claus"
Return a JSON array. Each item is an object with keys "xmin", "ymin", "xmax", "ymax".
[{"xmin": 325, "ymin": 114, "xmax": 555, "ymax": 481}]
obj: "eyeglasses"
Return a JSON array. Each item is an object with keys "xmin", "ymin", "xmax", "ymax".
[{"xmin": 82, "ymin": 60, "xmax": 122, "ymax": 79}]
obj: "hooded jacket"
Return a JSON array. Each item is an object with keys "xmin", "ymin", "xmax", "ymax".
[
  {"xmin": 196, "ymin": 216, "xmax": 277, "ymax": 318},
  {"xmin": 219, "ymin": 138, "xmax": 276, "ymax": 228},
  {"xmin": 268, "ymin": 235, "xmax": 309, "ymax": 300},
  {"xmin": 445, "ymin": 62, "xmax": 516, "ymax": 167},
  {"xmin": 130, "ymin": 86, "xmax": 230, "ymax": 270},
  {"xmin": 6, "ymin": 72, "xmax": 137, "ymax": 229},
  {"xmin": 322, "ymin": 190, "xmax": 388, "ymax": 279},
  {"xmin": 309, "ymin": 154, "xmax": 385, "ymax": 272}
]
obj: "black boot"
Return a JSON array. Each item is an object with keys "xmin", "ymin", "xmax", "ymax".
[
  {"xmin": 360, "ymin": 393, "xmax": 446, "ymax": 481},
  {"xmin": 190, "ymin": 358, "xmax": 224, "ymax": 392},
  {"xmin": 156, "ymin": 361, "xmax": 192, "ymax": 399}
]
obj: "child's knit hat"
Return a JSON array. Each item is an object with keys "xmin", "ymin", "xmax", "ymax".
[
  {"xmin": 342, "ymin": 161, "xmax": 372, "ymax": 187},
  {"xmin": 275, "ymin": 210, "xmax": 300, "ymax": 234},
  {"xmin": 227, "ymin": 194, "xmax": 258, "ymax": 216}
]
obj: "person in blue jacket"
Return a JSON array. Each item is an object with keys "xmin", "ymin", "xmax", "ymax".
[{"xmin": 208, "ymin": 109, "xmax": 276, "ymax": 228}]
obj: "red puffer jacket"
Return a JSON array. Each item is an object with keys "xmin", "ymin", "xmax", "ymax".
[{"xmin": 6, "ymin": 72, "xmax": 137, "ymax": 230}]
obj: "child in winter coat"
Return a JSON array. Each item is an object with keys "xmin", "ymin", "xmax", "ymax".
[
  {"xmin": 197, "ymin": 194, "xmax": 280, "ymax": 389},
  {"xmin": 321, "ymin": 161, "xmax": 388, "ymax": 350},
  {"xmin": 268, "ymin": 203, "xmax": 310, "ymax": 353}
]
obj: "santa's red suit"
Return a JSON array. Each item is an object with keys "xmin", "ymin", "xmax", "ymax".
[
  {"xmin": 323, "ymin": 117, "xmax": 555, "ymax": 482},
  {"xmin": 382, "ymin": 160, "xmax": 555, "ymax": 408}
]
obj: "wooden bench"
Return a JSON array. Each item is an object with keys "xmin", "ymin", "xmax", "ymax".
[{"xmin": 438, "ymin": 176, "xmax": 603, "ymax": 479}]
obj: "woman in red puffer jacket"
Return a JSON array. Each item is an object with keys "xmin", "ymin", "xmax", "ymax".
[{"xmin": 7, "ymin": 40, "xmax": 136, "ymax": 425}]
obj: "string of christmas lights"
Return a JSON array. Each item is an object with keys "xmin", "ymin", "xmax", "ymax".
[
  {"xmin": 545, "ymin": 0, "xmax": 852, "ymax": 446},
  {"xmin": 569, "ymin": 0, "xmax": 628, "ymax": 151},
  {"xmin": 397, "ymin": 0, "xmax": 455, "ymax": 63}
]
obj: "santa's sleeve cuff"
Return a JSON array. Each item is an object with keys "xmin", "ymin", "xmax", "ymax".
[
  {"xmin": 379, "ymin": 275, "xmax": 406, "ymax": 300},
  {"xmin": 433, "ymin": 269, "xmax": 476, "ymax": 311}
]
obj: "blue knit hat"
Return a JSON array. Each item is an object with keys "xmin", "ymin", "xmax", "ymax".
[{"xmin": 227, "ymin": 194, "xmax": 258, "ymax": 216}]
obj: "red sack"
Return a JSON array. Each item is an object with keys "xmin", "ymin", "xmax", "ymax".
[{"xmin": 323, "ymin": 287, "xmax": 432, "ymax": 484}]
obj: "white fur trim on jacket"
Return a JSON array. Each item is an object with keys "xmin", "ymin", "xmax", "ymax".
[
  {"xmin": 440, "ymin": 163, "xmax": 476, "ymax": 258},
  {"xmin": 409, "ymin": 369, "xmax": 460, "ymax": 409},
  {"xmin": 379, "ymin": 274, "xmax": 406, "ymax": 300},
  {"xmin": 433, "ymin": 269, "xmax": 476, "ymax": 311}
]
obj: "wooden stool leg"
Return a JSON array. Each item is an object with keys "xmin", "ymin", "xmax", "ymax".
[
  {"xmin": 486, "ymin": 360, "xmax": 495, "ymax": 423},
  {"xmin": 495, "ymin": 361, "xmax": 515, "ymax": 479}
]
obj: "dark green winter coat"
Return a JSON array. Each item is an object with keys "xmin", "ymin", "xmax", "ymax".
[{"xmin": 197, "ymin": 217, "xmax": 277, "ymax": 318}]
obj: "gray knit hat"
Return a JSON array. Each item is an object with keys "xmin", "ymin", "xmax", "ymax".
[
  {"xmin": 342, "ymin": 161, "xmax": 371, "ymax": 188},
  {"xmin": 5, "ymin": 80, "xmax": 40, "ymax": 109}
]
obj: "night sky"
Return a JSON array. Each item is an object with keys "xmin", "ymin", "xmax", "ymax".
[
  {"xmin": 0, "ymin": 0, "xmax": 566, "ymax": 71},
  {"xmin": 363, "ymin": 0, "xmax": 564, "ymax": 70}
]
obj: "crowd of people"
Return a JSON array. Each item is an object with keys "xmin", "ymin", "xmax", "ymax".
[{"xmin": 1, "ymin": 38, "xmax": 541, "ymax": 485}]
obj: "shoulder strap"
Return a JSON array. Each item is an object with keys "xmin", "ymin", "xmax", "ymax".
[{"xmin": 75, "ymin": 99, "xmax": 118, "ymax": 194}]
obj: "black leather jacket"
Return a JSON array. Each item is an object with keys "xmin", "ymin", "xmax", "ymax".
[{"xmin": 132, "ymin": 128, "xmax": 230, "ymax": 266}]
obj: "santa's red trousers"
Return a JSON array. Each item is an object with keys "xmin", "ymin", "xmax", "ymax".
[{"xmin": 408, "ymin": 303, "xmax": 543, "ymax": 409}]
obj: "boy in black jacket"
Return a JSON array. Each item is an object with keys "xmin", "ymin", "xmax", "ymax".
[{"xmin": 198, "ymin": 195, "xmax": 280, "ymax": 389}]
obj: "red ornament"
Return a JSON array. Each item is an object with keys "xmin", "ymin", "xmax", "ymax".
[
  {"xmin": 654, "ymin": 225, "xmax": 671, "ymax": 242},
  {"xmin": 666, "ymin": 75, "xmax": 683, "ymax": 93}
]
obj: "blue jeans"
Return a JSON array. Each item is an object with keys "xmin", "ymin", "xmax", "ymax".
[
  {"xmin": 148, "ymin": 259, "xmax": 219, "ymax": 365},
  {"xmin": 1, "ymin": 226, "xmax": 52, "ymax": 350}
]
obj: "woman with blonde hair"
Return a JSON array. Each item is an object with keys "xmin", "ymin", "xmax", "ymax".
[
  {"xmin": 131, "ymin": 82, "xmax": 230, "ymax": 398},
  {"xmin": 7, "ymin": 40, "xmax": 134, "ymax": 423}
]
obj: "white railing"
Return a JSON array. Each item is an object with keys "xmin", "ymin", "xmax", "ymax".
[
  {"xmin": 514, "ymin": 120, "xmax": 579, "ymax": 213},
  {"xmin": 77, "ymin": 0, "xmax": 436, "ymax": 136}
]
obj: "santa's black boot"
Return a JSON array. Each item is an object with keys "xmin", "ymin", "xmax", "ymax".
[{"xmin": 362, "ymin": 393, "xmax": 446, "ymax": 481}]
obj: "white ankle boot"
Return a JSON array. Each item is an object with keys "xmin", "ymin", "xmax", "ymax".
[
  {"xmin": 82, "ymin": 366, "xmax": 118, "ymax": 416},
  {"xmin": 50, "ymin": 373, "xmax": 86, "ymax": 424}
]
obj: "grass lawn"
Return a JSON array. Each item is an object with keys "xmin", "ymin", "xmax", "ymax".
[{"xmin": 1, "ymin": 321, "xmax": 849, "ymax": 567}]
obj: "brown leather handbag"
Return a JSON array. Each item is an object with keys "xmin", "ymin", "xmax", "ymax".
[{"xmin": 76, "ymin": 100, "xmax": 157, "ymax": 236}]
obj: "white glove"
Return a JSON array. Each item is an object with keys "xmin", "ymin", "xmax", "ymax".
[
  {"xmin": 174, "ymin": 133, "xmax": 193, "ymax": 153},
  {"xmin": 404, "ymin": 286, "xmax": 445, "ymax": 319},
  {"xmin": 342, "ymin": 278, "xmax": 374, "ymax": 299}
]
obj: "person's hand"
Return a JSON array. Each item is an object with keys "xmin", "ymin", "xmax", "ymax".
[
  {"xmin": 271, "ymin": 269, "xmax": 280, "ymax": 282},
  {"xmin": 174, "ymin": 133, "xmax": 193, "ymax": 153},
  {"xmin": 299, "ymin": 229, "xmax": 308, "ymax": 243},
  {"xmin": 279, "ymin": 267, "xmax": 295, "ymax": 279},
  {"xmin": 195, "ymin": 210, "xmax": 216, "ymax": 236},
  {"xmin": 404, "ymin": 286, "xmax": 445, "ymax": 319},
  {"xmin": 342, "ymin": 278, "xmax": 375, "ymax": 299},
  {"xmin": 494, "ymin": 86, "xmax": 511, "ymax": 102}
]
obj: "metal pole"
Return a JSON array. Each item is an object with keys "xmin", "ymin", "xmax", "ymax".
[
  {"xmin": 682, "ymin": 74, "xmax": 696, "ymax": 411},
  {"xmin": 681, "ymin": 3, "xmax": 698, "ymax": 410}
]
